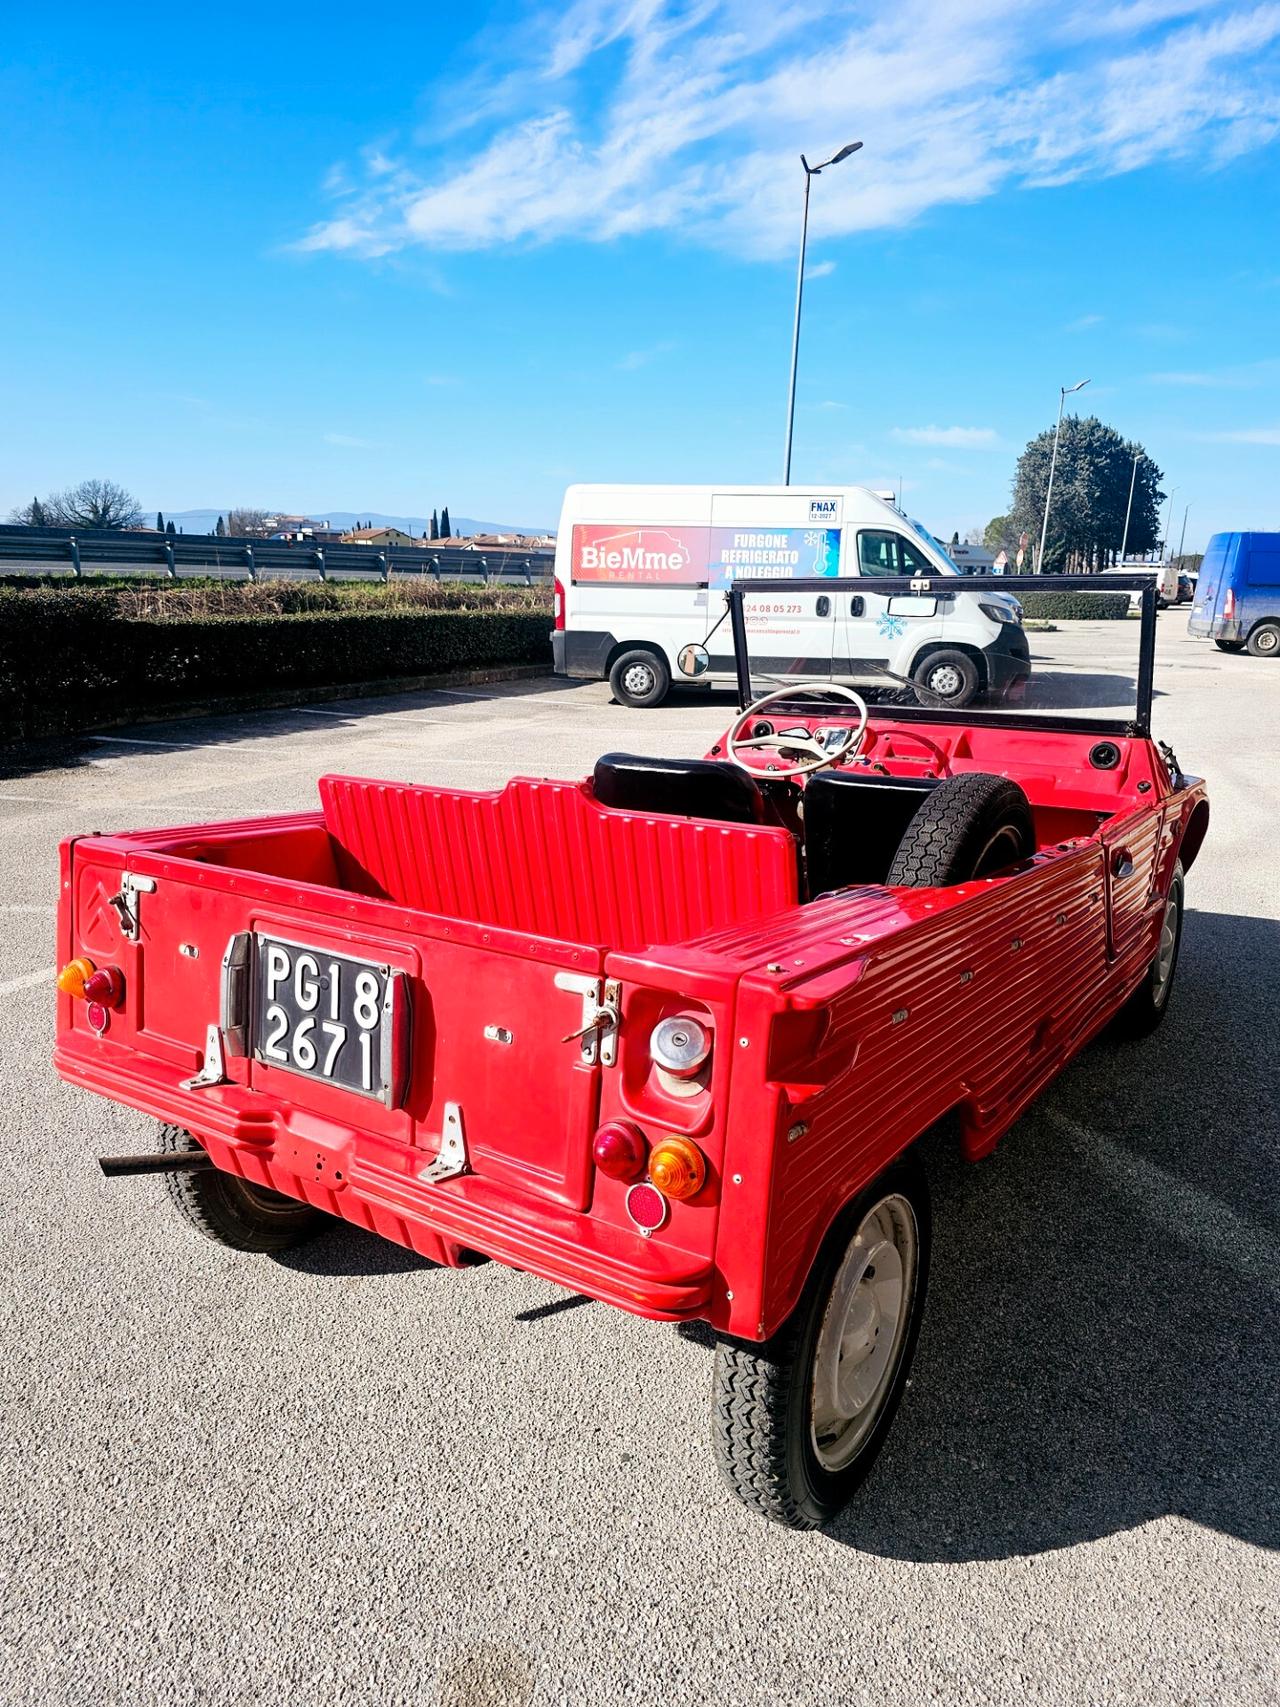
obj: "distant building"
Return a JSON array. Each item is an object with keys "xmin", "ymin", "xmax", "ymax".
[
  {"xmin": 266, "ymin": 515, "xmax": 344, "ymax": 544},
  {"xmin": 948, "ymin": 542, "xmax": 996, "ymax": 572},
  {"xmin": 341, "ymin": 526, "xmax": 416, "ymax": 548}
]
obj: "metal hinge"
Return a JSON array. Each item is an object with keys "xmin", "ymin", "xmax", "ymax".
[
  {"xmin": 420, "ymin": 1102, "xmax": 468, "ymax": 1184},
  {"xmin": 555, "ymin": 972, "xmax": 622, "ymax": 1066},
  {"xmin": 107, "ymin": 872, "xmax": 156, "ymax": 942},
  {"xmin": 180, "ymin": 1023, "xmax": 231, "ymax": 1091}
]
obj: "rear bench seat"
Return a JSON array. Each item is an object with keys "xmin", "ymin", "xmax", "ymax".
[{"xmin": 318, "ymin": 774, "xmax": 798, "ymax": 952}]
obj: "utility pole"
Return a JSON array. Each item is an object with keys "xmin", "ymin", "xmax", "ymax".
[
  {"xmin": 1119, "ymin": 450, "xmax": 1142, "ymax": 563},
  {"xmin": 1036, "ymin": 379, "xmax": 1090, "ymax": 572}
]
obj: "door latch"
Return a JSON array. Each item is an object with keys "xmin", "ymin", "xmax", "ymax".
[
  {"xmin": 555, "ymin": 973, "xmax": 622, "ymax": 1066},
  {"xmin": 107, "ymin": 872, "xmax": 156, "ymax": 942}
]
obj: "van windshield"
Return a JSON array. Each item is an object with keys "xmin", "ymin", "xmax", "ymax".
[
  {"xmin": 724, "ymin": 572, "xmax": 1156, "ymax": 734},
  {"xmin": 908, "ymin": 521, "xmax": 962, "ymax": 573}
]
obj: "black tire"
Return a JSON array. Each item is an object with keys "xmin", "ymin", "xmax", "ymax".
[
  {"xmin": 160, "ymin": 1124, "xmax": 319, "ymax": 1253},
  {"xmin": 1245, "ymin": 622, "xmax": 1280, "ymax": 659},
  {"xmin": 911, "ymin": 647, "xmax": 980, "ymax": 708},
  {"xmin": 608, "ymin": 648, "xmax": 671, "ymax": 708},
  {"xmin": 1107, "ymin": 863, "xmax": 1184, "ymax": 1039},
  {"xmin": 711, "ymin": 1154, "xmax": 931, "ymax": 1529},
  {"xmin": 1214, "ymin": 638, "xmax": 1245, "ymax": 653},
  {"xmin": 886, "ymin": 772, "xmax": 1034, "ymax": 886}
]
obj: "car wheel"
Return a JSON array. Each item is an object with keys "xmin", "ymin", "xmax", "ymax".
[
  {"xmin": 885, "ymin": 772, "xmax": 1034, "ymax": 886},
  {"xmin": 1246, "ymin": 622, "xmax": 1280, "ymax": 658},
  {"xmin": 608, "ymin": 648, "xmax": 671, "ymax": 708},
  {"xmin": 1107, "ymin": 864, "xmax": 1184, "ymax": 1039},
  {"xmin": 711, "ymin": 1154, "xmax": 930, "ymax": 1529},
  {"xmin": 1214, "ymin": 639, "xmax": 1245, "ymax": 653},
  {"xmin": 912, "ymin": 647, "xmax": 980, "ymax": 708},
  {"xmin": 160, "ymin": 1124, "xmax": 320, "ymax": 1253}
]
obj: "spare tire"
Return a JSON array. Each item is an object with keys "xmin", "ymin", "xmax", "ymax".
[{"xmin": 886, "ymin": 772, "xmax": 1034, "ymax": 886}]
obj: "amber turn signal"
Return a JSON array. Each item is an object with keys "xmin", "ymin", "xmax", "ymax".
[
  {"xmin": 57, "ymin": 958, "xmax": 96, "ymax": 999},
  {"xmin": 647, "ymin": 1136, "xmax": 707, "ymax": 1201}
]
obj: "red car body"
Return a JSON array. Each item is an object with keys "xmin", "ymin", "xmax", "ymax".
[{"xmin": 53, "ymin": 711, "xmax": 1208, "ymax": 1345}]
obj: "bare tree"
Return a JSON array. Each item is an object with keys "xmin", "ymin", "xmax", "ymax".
[
  {"xmin": 44, "ymin": 478, "xmax": 144, "ymax": 530},
  {"xmin": 8, "ymin": 496, "xmax": 48, "ymax": 525},
  {"xmin": 226, "ymin": 507, "xmax": 271, "ymax": 537}
]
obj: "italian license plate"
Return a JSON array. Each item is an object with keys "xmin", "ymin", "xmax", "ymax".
[{"xmin": 253, "ymin": 935, "xmax": 405, "ymax": 1103}]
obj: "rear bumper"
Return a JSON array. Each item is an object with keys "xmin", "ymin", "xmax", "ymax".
[
  {"xmin": 554, "ymin": 628, "xmax": 617, "ymax": 680},
  {"xmin": 54, "ymin": 1036, "xmax": 713, "ymax": 1321},
  {"xmin": 1188, "ymin": 615, "xmax": 1239, "ymax": 641}
]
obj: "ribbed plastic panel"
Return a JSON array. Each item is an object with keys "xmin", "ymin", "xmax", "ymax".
[{"xmin": 318, "ymin": 773, "xmax": 798, "ymax": 951}]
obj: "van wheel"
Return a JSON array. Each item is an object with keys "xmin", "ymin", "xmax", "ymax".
[
  {"xmin": 1246, "ymin": 623, "xmax": 1280, "ymax": 658},
  {"xmin": 886, "ymin": 772, "xmax": 1034, "ymax": 886},
  {"xmin": 1107, "ymin": 864, "xmax": 1184, "ymax": 1038},
  {"xmin": 912, "ymin": 647, "xmax": 979, "ymax": 708},
  {"xmin": 1214, "ymin": 639, "xmax": 1245, "ymax": 653},
  {"xmin": 712, "ymin": 1154, "xmax": 930, "ymax": 1529},
  {"xmin": 160, "ymin": 1125, "xmax": 320, "ymax": 1253},
  {"xmin": 609, "ymin": 649, "xmax": 670, "ymax": 708}
]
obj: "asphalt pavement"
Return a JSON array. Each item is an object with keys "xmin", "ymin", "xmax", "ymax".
[{"xmin": 1, "ymin": 618, "xmax": 1276, "ymax": 1706}]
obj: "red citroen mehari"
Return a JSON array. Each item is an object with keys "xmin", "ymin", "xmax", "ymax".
[{"xmin": 54, "ymin": 574, "xmax": 1207, "ymax": 1529}]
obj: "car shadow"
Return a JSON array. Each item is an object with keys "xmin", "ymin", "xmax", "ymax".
[{"xmin": 822, "ymin": 905, "xmax": 1279, "ymax": 1561}]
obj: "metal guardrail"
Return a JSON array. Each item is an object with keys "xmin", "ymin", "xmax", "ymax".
[{"xmin": 0, "ymin": 525, "xmax": 555, "ymax": 586}]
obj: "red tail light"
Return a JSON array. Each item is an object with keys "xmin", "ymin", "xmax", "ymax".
[
  {"xmin": 1224, "ymin": 587, "xmax": 1236, "ymax": 621},
  {"xmin": 592, "ymin": 1120, "xmax": 647, "ymax": 1181},
  {"xmin": 553, "ymin": 576, "xmax": 566, "ymax": 632},
  {"xmin": 83, "ymin": 967, "xmax": 125, "ymax": 1008}
]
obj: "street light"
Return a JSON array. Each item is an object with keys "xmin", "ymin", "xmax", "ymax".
[
  {"xmin": 782, "ymin": 141, "xmax": 863, "ymax": 485},
  {"xmin": 1162, "ymin": 486, "xmax": 1179, "ymax": 561},
  {"xmin": 1119, "ymin": 449, "xmax": 1142, "ymax": 563},
  {"xmin": 1036, "ymin": 379, "xmax": 1090, "ymax": 573},
  {"xmin": 1177, "ymin": 503, "xmax": 1190, "ymax": 565}
]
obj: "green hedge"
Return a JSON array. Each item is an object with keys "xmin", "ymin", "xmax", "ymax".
[
  {"xmin": 1018, "ymin": 590, "xmax": 1131, "ymax": 620},
  {"xmin": 0, "ymin": 588, "xmax": 551, "ymax": 738}
]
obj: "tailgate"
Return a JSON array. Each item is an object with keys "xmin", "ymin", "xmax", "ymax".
[{"xmin": 60, "ymin": 838, "xmax": 608, "ymax": 1212}]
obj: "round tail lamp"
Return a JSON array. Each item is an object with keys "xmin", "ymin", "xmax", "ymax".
[
  {"xmin": 648, "ymin": 1136, "xmax": 707, "ymax": 1202},
  {"xmin": 83, "ymin": 967, "xmax": 125, "ymax": 1007},
  {"xmin": 56, "ymin": 958, "xmax": 96, "ymax": 999},
  {"xmin": 592, "ymin": 1120, "xmax": 647, "ymax": 1182},
  {"xmin": 625, "ymin": 1181, "xmax": 669, "ymax": 1235}
]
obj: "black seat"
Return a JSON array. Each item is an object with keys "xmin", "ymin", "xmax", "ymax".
[
  {"xmin": 804, "ymin": 769, "xmax": 940, "ymax": 894},
  {"xmin": 592, "ymin": 753, "xmax": 765, "ymax": 825}
]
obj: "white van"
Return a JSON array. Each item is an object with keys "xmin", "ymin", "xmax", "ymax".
[
  {"xmin": 551, "ymin": 484, "xmax": 1028, "ymax": 708},
  {"xmin": 1100, "ymin": 559, "xmax": 1179, "ymax": 609}
]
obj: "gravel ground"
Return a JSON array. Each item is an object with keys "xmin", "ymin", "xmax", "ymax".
[{"xmin": 1, "ymin": 620, "xmax": 1276, "ymax": 1706}]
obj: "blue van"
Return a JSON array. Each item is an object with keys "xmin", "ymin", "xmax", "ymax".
[{"xmin": 1188, "ymin": 532, "xmax": 1280, "ymax": 657}]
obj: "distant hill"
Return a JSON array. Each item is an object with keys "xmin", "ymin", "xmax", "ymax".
[{"xmin": 159, "ymin": 509, "xmax": 553, "ymax": 538}]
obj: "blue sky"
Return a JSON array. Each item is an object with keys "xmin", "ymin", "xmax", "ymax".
[{"xmin": 1, "ymin": 0, "xmax": 1277, "ymax": 548}]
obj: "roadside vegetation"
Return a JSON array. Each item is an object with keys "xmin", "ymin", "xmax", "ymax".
[{"xmin": 0, "ymin": 579, "xmax": 552, "ymax": 741}]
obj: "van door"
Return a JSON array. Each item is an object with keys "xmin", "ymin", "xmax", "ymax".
[
  {"xmin": 838, "ymin": 528, "xmax": 941, "ymax": 687},
  {"xmin": 710, "ymin": 494, "xmax": 840, "ymax": 684}
]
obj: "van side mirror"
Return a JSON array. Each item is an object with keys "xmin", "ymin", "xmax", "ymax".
[{"xmin": 678, "ymin": 644, "xmax": 710, "ymax": 678}]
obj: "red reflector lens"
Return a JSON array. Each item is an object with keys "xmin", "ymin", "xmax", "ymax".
[
  {"xmin": 86, "ymin": 1001, "xmax": 109, "ymax": 1034},
  {"xmin": 553, "ymin": 576, "xmax": 566, "ymax": 631},
  {"xmin": 625, "ymin": 1182, "xmax": 668, "ymax": 1234},
  {"xmin": 592, "ymin": 1120, "xmax": 647, "ymax": 1181}
]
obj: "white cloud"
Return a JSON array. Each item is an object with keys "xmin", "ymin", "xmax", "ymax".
[
  {"xmin": 1199, "ymin": 425, "xmax": 1280, "ymax": 443},
  {"xmin": 293, "ymin": 1, "xmax": 1280, "ymax": 260},
  {"xmin": 891, "ymin": 425, "xmax": 1000, "ymax": 448},
  {"xmin": 809, "ymin": 259, "xmax": 837, "ymax": 278}
]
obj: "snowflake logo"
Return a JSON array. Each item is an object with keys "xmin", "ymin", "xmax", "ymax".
[
  {"xmin": 876, "ymin": 612, "xmax": 907, "ymax": 640},
  {"xmin": 804, "ymin": 530, "xmax": 822, "ymax": 547}
]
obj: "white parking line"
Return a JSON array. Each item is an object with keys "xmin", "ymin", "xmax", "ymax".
[
  {"xmin": 88, "ymin": 734, "xmax": 195, "ymax": 748},
  {"xmin": 0, "ymin": 968, "xmax": 53, "ymax": 998}
]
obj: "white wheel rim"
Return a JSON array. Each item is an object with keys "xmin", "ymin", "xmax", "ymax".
[
  {"xmin": 1256, "ymin": 629, "xmax": 1279, "ymax": 655},
  {"xmin": 810, "ymin": 1194, "xmax": 918, "ymax": 1472},
  {"xmin": 1153, "ymin": 885, "xmax": 1180, "ymax": 1002},
  {"xmin": 928, "ymin": 664, "xmax": 963, "ymax": 697},
  {"xmin": 623, "ymin": 662, "xmax": 655, "ymax": 696}
]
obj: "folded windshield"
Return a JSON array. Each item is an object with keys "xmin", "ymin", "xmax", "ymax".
[{"xmin": 723, "ymin": 573, "xmax": 1156, "ymax": 734}]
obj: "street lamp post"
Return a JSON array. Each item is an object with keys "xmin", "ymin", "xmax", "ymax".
[
  {"xmin": 782, "ymin": 141, "xmax": 862, "ymax": 486},
  {"xmin": 1177, "ymin": 503, "xmax": 1190, "ymax": 565},
  {"xmin": 1119, "ymin": 449, "xmax": 1142, "ymax": 563},
  {"xmin": 1036, "ymin": 379, "xmax": 1090, "ymax": 572},
  {"xmin": 1162, "ymin": 487, "xmax": 1179, "ymax": 560}
]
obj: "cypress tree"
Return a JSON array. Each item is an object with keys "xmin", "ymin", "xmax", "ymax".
[
  {"xmin": 441, "ymin": 506, "xmax": 451, "ymax": 538},
  {"xmin": 166, "ymin": 520, "xmax": 176, "ymax": 536},
  {"xmin": 215, "ymin": 515, "xmax": 226, "ymax": 537},
  {"xmin": 156, "ymin": 510, "xmax": 165, "ymax": 532},
  {"xmin": 430, "ymin": 510, "xmax": 439, "ymax": 540},
  {"xmin": 32, "ymin": 497, "xmax": 46, "ymax": 526}
]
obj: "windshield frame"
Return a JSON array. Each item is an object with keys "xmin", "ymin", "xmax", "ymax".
[{"xmin": 724, "ymin": 572, "xmax": 1158, "ymax": 737}]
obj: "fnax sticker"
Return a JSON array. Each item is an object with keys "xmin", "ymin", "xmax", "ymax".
[{"xmin": 808, "ymin": 497, "xmax": 841, "ymax": 524}]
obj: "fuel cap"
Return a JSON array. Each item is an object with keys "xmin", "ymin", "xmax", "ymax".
[{"xmin": 649, "ymin": 1015, "xmax": 711, "ymax": 1078}]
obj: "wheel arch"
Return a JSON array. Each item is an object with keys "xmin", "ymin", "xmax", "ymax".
[
  {"xmin": 1177, "ymin": 797, "xmax": 1211, "ymax": 872},
  {"xmin": 604, "ymin": 637, "xmax": 671, "ymax": 675},
  {"xmin": 907, "ymin": 637, "xmax": 989, "ymax": 690}
]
